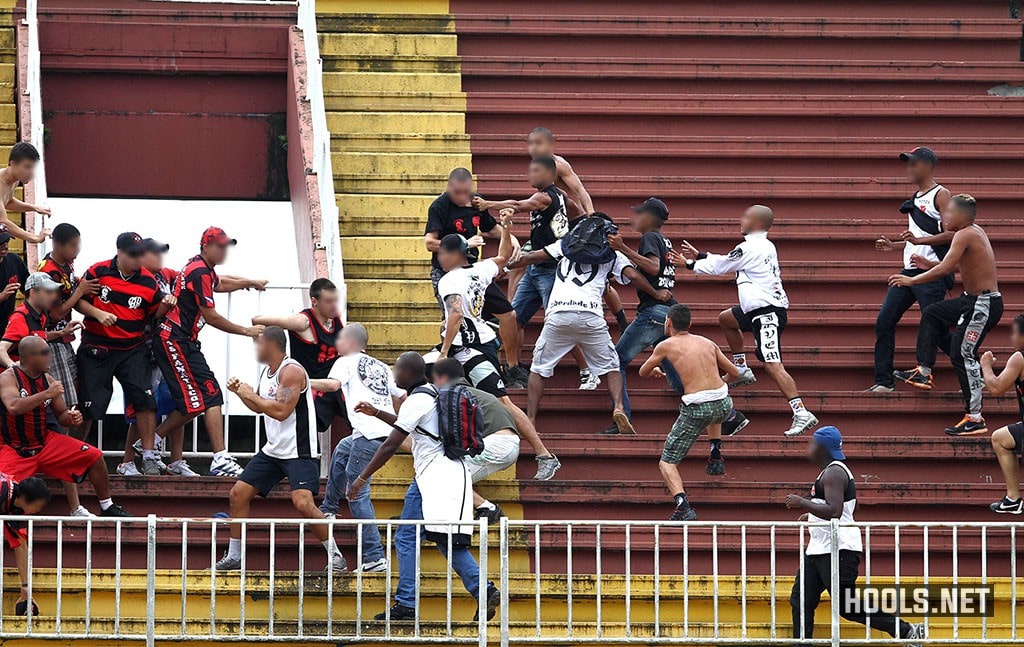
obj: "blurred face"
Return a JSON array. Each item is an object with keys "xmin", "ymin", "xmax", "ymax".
[
  {"xmin": 942, "ymin": 202, "xmax": 970, "ymax": 232},
  {"xmin": 21, "ymin": 341, "xmax": 51, "ymax": 374},
  {"xmin": 631, "ymin": 210, "xmax": 658, "ymax": 233},
  {"xmin": 117, "ymin": 250, "xmax": 142, "ymax": 272},
  {"xmin": 528, "ymin": 161, "xmax": 554, "ymax": 189},
  {"xmin": 335, "ymin": 331, "xmax": 358, "ymax": 357},
  {"xmin": 141, "ymin": 250, "xmax": 163, "ymax": 273},
  {"xmin": 905, "ymin": 158, "xmax": 932, "ymax": 184},
  {"xmin": 739, "ymin": 207, "xmax": 765, "ymax": 235},
  {"xmin": 437, "ymin": 247, "xmax": 464, "ymax": 272},
  {"xmin": 9, "ymin": 158, "xmax": 36, "ymax": 183},
  {"xmin": 55, "ymin": 236, "xmax": 81, "ymax": 261},
  {"xmin": 446, "ymin": 179, "xmax": 473, "ymax": 207},
  {"xmin": 29, "ymin": 287, "xmax": 58, "ymax": 311},
  {"xmin": 312, "ymin": 289, "xmax": 339, "ymax": 320},
  {"xmin": 527, "ymin": 132, "xmax": 552, "ymax": 157},
  {"xmin": 255, "ymin": 333, "xmax": 277, "ymax": 364},
  {"xmin": 204, "ymin": 243, "xmax": 229, "ymax": 266},
  {"xmin": 15, "ymin": 497, "xmax": 47, "ymax": 515},
  {"xmin": 394, "ymin": 363, "xmax": 416, "ymax": 390},
  {"xmin": 0, "ymin": 242, "xmax": 8, "ymax": 259},
  {"xmin": 1011, "ymin": 323, "xmax": 1024, "ymax": 351}
]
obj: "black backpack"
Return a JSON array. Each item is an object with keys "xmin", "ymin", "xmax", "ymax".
[
  {"xmin": 560, "ymin": 214, "xmax": 618, "ymax": 265},
  {"xmin": 413, "ymin": 384, "xmax": 485, "ymax": 460}
]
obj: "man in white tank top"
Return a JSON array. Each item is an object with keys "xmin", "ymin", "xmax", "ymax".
[
  {"xmin": 213, "ymin": 326, "xmax": 345, "ymax": 574},
  {"xmin": 868, "ymin": 147, "xmax": 952, "ymax": 392},
  {"xmin": 785, "ymin": 426, "xmax": 923, "ymax": 646}
]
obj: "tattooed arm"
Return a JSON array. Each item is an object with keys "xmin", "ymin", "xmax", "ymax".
[
  {"xmin": 439, "ymin": 293, "xmax": 463, "ymax": 356},
  {"xmin": 227, "ymin": 364, "xmax": 305, "ymax": 421}
]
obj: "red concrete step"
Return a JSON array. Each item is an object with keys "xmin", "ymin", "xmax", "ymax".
[
  {"xmin": 450, "ymin": 1, "xmax": 1015, "ymax": 20},
  {"xmin": 525, "ymin": 434, "xmax": 1000, "ymax": 484}
]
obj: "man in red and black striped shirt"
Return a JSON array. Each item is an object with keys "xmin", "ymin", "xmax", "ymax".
[
  {"xmin": 0, "ymin": 472, "xmax": 50, "ymax": 615},
  {"xmin": 76, "ymin": 232, "xmax": 175, "ymax": 463},
  {"xmin": 0, "ymin": 336, "xmax": 129, "ymax": 516},
  {"xmin": 154, "ymin": 226, "xmax": 265, "ymax": 477},
  {"xmin": 0, "ymin": 272, "xmax": 81, "ymax": 368}
]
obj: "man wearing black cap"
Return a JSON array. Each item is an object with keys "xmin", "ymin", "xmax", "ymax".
[
  {"xmin": 868, "ymin": 147, "xmax": 952, "ymax": 393},
  {"xmin": 154, "ymin": 227, "xmax": 265, "ymax": 477},
  {"xmin": 0, "ymin": 231, "xmax": 29, "ymax": 336},
  {"xmin": 76, "ymin": 232, "xmax": 176, "ymax": 473}
]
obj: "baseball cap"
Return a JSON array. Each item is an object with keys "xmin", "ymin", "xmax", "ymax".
[
  {"xmin": 24, "ymin": 272, "xmax": 62, "ymax": 292},
  {"xmin": 142, "ymin": 237, "xmax": 170, "ymax": 254},
  {"xmin": 632, "ymin": 197, "xmax": 669, "ymax": 220},
  {"xmin": 439, "ymin": 233, "xmax": 470, "ymax": 256},
  {"xmin": 0, "ymin": 231, "xmax": 11, "ymax": 244},
  {"xmin": 201, "ymin": 226, "xmax": 237, "ymax": 247},
  {"xmin": 812, "ymin": 425, "xmax": 846, "ymax": 461},
  {"xmin": 899, "ymin": 146, "xmax": 938, "ymax": 165},
  {"xmin": 116, "ymin": 232, "xmax": 146, "ymax": 255}
]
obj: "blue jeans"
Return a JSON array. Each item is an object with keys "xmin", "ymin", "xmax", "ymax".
[
  {"xmin": 617, "ymin": 304, "xmax": 683, "ymax": 418},
  {"xmin": 874, "ymin": 269, "xmax": 950, "ymax": 387},
  {"xmin": 394, "ymin": 481, "xmax": 488, "ymax": 608},
  {"xmin": 320, "ymin": 435, "xmax": 385, "ymax": 563},
  {"xmin": 511, "ymin": 265, "xmax": 556, "ymax": 328}
]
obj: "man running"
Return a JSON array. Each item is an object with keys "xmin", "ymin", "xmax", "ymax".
[
  {"xmin": 425, "ymin": 168, "xmax": 522, "ymax": 384},
  {"xmin": 436, "ymin": 211, "xmax": 560, "ymax": 480},
  {"xmin": 253, "ymin": 278, "xmax": 347, "ymax": 432},
  {"xmin": 869, "ymin": 147, "xmax": 953, "ymax": 393},
  {"xmin": 350, "ymin": 352, "xmax": 501, "ymax": 623},
  {"xmin": 785, "ymin": 426, "xmax": 924, "ymax": 646},
  {"xmin": 0, "ymin": 143, "xmax": 50, "ymax": 244},
  {"xmin": 154, "ymin": 227, "xmax": 265, "ymax": 477},
  {"xmin": 310, "ymin": 323, "xmax": 404, "ymax": 573},
  {"xmin": 0, "ymin": 336, "xmax": 130, "ymax": 516},
  {"xmin": 640, "ymin": 304, "xmax": 738, "ymax": 521},
  {"xmin": 216, "ymin": 326, "xmax": 344, "ymax": 573},
  {"xmin": 677, "ymin": 205, "xmax": 819, "ymax": 437},
  {"xmin": 890, "ymin": 194, "xmax": 1003, "ymax": 435},
  {"xmin": 982, "ymin": 315, "xmax": 1024, "ymax": 514}
]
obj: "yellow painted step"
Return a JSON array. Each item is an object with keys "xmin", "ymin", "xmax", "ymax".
[
  {"xmin": 348, "ymin": 278, "xmax": 434, "ymax": 303},
  {"xmin": 316, "ymin": 0, "xmax": 451, "ymax": 14},
  {"xmin": 328, "ymin": 111, "xmax": 465, "ymax": 136},
  {"xmin": 322, "ymin": 53, "xmax": 460, "ymax": 73},
  {"xmin": 335, "ymin": 173, "xmax": 470, "ymax": 194},
  {"xmin": 315, "ymin": 13, "xmax": 454, "ymax": 35},
  {"xmin": 332, "ymin": 132, "xmax": 470, "ymax": 153},
  {"xmin": 325, "ymin": 72, "xmax": 461, "ymax": 94},
  {"xmin": 319, "ymin": 33, "xmax": 456, "ymax": 58},
  {"xmin": 325, "ymin": 91, "xmax": 466, "ymax": 112},
  {"xmin": 340, "ymin": 213, "xmax": 427, "ymax": 237},
  {"xmin": 333, "ymin": 151, "xmax": 471, "ymax": 177},
  {"xmin": 342, "ymin": 235, "xmax": 426, "ymax": 260},
  {"xmin": 361, "ymin": 321, "xmax": 444, "ymax": 349}
]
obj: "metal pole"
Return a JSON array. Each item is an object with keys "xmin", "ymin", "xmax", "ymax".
[
  {"xmin": 500, "ymin": 517, "xmax": 510, "ymax": 647},
  {"xmin": 146, "ymin": 514, "xmax": 157, "ymax": 647},
  {"xmin": 829, "ymin": 519, "xmax": 840, "ymax": 647}
]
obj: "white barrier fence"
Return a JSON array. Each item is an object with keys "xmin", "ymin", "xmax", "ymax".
[{"xmin": 0, "ymin": 518, "xmax": 1020, "ymax": 646}]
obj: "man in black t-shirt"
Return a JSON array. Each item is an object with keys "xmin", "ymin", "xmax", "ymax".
[
  {"xmin": 0, "ymin": 232, "xmax": 28, "ymax": 335},
  {"xmin": 425, "ymin": 168, "xmax": 523, "ymax": 385}
]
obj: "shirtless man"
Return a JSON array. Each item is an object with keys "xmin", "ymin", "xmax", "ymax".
[
  {"xmin": 0, "ymin": 143, "xmax": 50, "ymax": 244},
  {"xmin": 890, "ymin": 194, "xmax": 1003, "ymax": 435},
  {"xmin": 640, "ymin": 304, "xmax": 740, "ymax": 521}
]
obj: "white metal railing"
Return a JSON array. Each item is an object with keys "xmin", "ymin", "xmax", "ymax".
[{"xmin": 1, "ymin": 518, "xmax": 1020, "ymax": 646}]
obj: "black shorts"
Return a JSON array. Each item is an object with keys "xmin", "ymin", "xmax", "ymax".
[
  {"xmin": 240, "ymin": 451, "xmax": 320, "ymax": 498},
  {"xmin": 482, "ymin": 282, "xmax": 514, "ymax": 318},
  {"xmin": 154, "ymin": 336, "xmax": 224, "ymax": 415},
  {"xmin": 314, "ymin": 388, "xmax": 349, "ymax": 434},
  {"xmin": 77, "ymin": 342, "xmax": 156, "ymax": 420},
  {"xmin": 1009, "ymin": 422, "xmax": 1024, "ymax": 456},
  {"xmin": 732, "ymin": 305, "xmax": 788, "ymax": 364}
]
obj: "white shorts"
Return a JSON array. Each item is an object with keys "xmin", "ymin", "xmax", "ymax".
[
  {"xmin": 530, "ymin": 311, "xmax": 619, "ymax": 378},
  {"xmin": 464, "ymin": 433, "xmax": 521, "ymax": 482}
]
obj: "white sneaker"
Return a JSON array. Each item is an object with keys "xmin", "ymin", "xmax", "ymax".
[
  {"xmin": 133, "ymin": 437, "xmax": 168, "ymax": 456},
  {"xmin": 578, "ymin": 372, "xmax": 601, "ymax": 391},
  {"xmin": 784, "ymin": 410, "xmax": 819, "ymax": 437},
  {"xmin": 358, "ymin": 558, "xmax": 388, "ymax": 573},
  {"xmin": 210, "ymin": 454, "xmax": 244, "ymax": 478},
  {"xmin": 70, "ymin": 505, "xmax": 95, "ymax": 517},
  {"xmin": 117, "ymin": 462, "xmax": 142, "ymax": 477},
  {"xmin": 321, "ymin": 512, "xmax": 337, "ymax": 519},
  {"xmin": 326, "ymin": 551, "xmax": 348, "ymax": 575},
  {"xmin": 730, "ymin": 366, "xmax": 757, "ymax": 387},
  {"xmin": 167, "ymin": 460, "xmax": 200, "ymax": 477}
]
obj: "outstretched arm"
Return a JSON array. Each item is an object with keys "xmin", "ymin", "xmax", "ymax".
[
  {"xmin": 252, "ymin": 312, "xmax": 310, "ymax": 333},
  {"xmin": 556, "ymin": 158, "xmax": 594, "ymax": 214},
  {"xmin": 348, "ymin": 427, "xmax": 408, "ymax": 499},
  {"xmin": 216, "ymin": 275, "xmax": 268, "ymax": 293},
  {"xmin": 622, "ymin": 266, "xmax": 670, "ymax": 303},
  {"xmin": 890, "ymin": 227, "xmax": 970, "ymax": 287},
  {"xmin": 474, "ymin": 191, "xmax": 551, "ymax": 214}
]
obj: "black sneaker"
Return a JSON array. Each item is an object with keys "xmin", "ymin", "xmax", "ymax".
[
  {"xmin": 944, "ymin": 416, "xmax": 988, "ymax": 436},
  {"xmin": 669, "ymin": 503, "xmax": 697, "ymax": 521},
  {"xmin": 721, "ymin": 410, "xmax": 749, "ymax": 437},
  {"xmin": 893, "ymin": 368, "xmax": 933, "ymax": 391},
  {"xmin": 706, "ymin": 457, "xmax": 726, "ymax": 476},
  {"xmin": 100, "ymin": 504, "xmax": 130, "ymax": 517},
  {"xmin": 474, "ymin": 503, "xmax": 505, "ymax": 525},
  {"xmin": 511, "ymin": 364, "xmax": 531, "ymax": 386},
  {"xmin": 599, "ymin": 423, "xmax": 620, "ymax": 435},
  {"xmin": 472, "ymin": 584, "xmax": 501, "ymax": 622},
  {"xmin": 373, "ymin": 603, "xmax": 416, "ymax": 621},
  {"xmin": 501, "ymin": 364, "xmax": 526, "ymax": 389},
  {"xmin": 990, "ymin": 496, "xmax": 1024, "ymax": 514}
]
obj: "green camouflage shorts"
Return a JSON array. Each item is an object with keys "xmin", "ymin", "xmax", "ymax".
[{"xmin": 661, "ymin": 396, "xmax": 734, "ymax": 464}]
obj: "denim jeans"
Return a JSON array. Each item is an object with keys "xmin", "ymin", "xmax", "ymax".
[
  {"xmin": 320, "ymin": 435, "xmax": 385, "ymax": 563},
  {"xmin": 394, "ymin": 481, "xmax": 489, "ymax": 608},
  {"xmin": 511, "ymin": 265, "xmax": 556, "ymax": 327},
  {"xmin": 617, "ymin": 304, "xmax": 683, "ymax": 418},
  {"xmin": 873, "ymin": 270, "xmax": 949, "ymax": 387}
]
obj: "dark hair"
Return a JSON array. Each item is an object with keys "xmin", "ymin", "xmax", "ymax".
[
  {"xmin": 9, "ymin": 142, "xmax": 40, "ymax": 164},
  {"xmin": 52, "ymin": 223, "xmax": 81, "ymax": 245},
  {"xmin": 432, "ymin": 358, "xmax": 465, "ymax": 382},
  {"xmin": 667, "ymin": 303, "xmax": 691, "ymax": 331},
  {"xmin": 531, "ymin": 156, "xmax": 557, "ymax": 173},
  {"xmin": 448, "ymin": 167, "xmax": 473, "ymax": 183},
  {"xmin": 309, "ymin": 277, "xmax": 336, "ymax": 301},
  {"xmin": 14, "ymin": 477, "xmax": 51, "ymax": 504},
  {"xmin": 950, "ymin": 193, "xmax": 977, "ymax": 221},
  {"xmin": 261, "ymin": 325, "xmax": 288, "ymax": 352},
  {"xmin": 1014, "ymin": 314, "xmax": 1024, "ymax": 336},
  {"xmin": 530, "ymin": 127, "xmax": 555, "ymax": 141}
]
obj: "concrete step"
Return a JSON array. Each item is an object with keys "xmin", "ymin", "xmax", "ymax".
[
  {"xmin": 327, "ymin": 111, "xmax": 465, "ymax": 136},
  {"xmin": 319, "ymin": 32, "xmax": 457, "ymax": 58},
  {"xmin": 325, "ymin": 90, "xmax": 466, "ymax": 112},
  {"xmin": 325, "ymin": 71, "xmax": 462, "ymax": 94},
  {"xmin": 333, "ymin": 132, "xmax": 470, "ymax": 153},
  {"xmin": 332, "ymin": 151, "xmax": 472, "ymax": 177}
]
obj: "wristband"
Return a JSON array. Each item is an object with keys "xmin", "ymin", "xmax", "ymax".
[{"xmin": 685, "ymin": 259, "xmax": 696, "ymax": 270}]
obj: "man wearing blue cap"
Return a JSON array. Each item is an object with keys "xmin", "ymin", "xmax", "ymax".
[{"xmin": 785, "ymin": 426, "xmax": 923, "ymax": 646}]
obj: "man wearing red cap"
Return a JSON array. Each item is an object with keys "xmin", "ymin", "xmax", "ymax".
[{"xmin": 154, "ymin": 227, "xmax": 265, "ymax": 477}]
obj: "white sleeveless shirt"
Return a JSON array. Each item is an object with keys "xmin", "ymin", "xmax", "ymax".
[
  {"xmin": 256, "ymin": 357, "xmax": 318, "ymax": 460},
  {"xmin": 903, "ymin": 184, "xmax": 945, "ymax": 270},
  {"xmin": 806, "ymin": 460, "xmax": 862, "ymax": 555}
]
